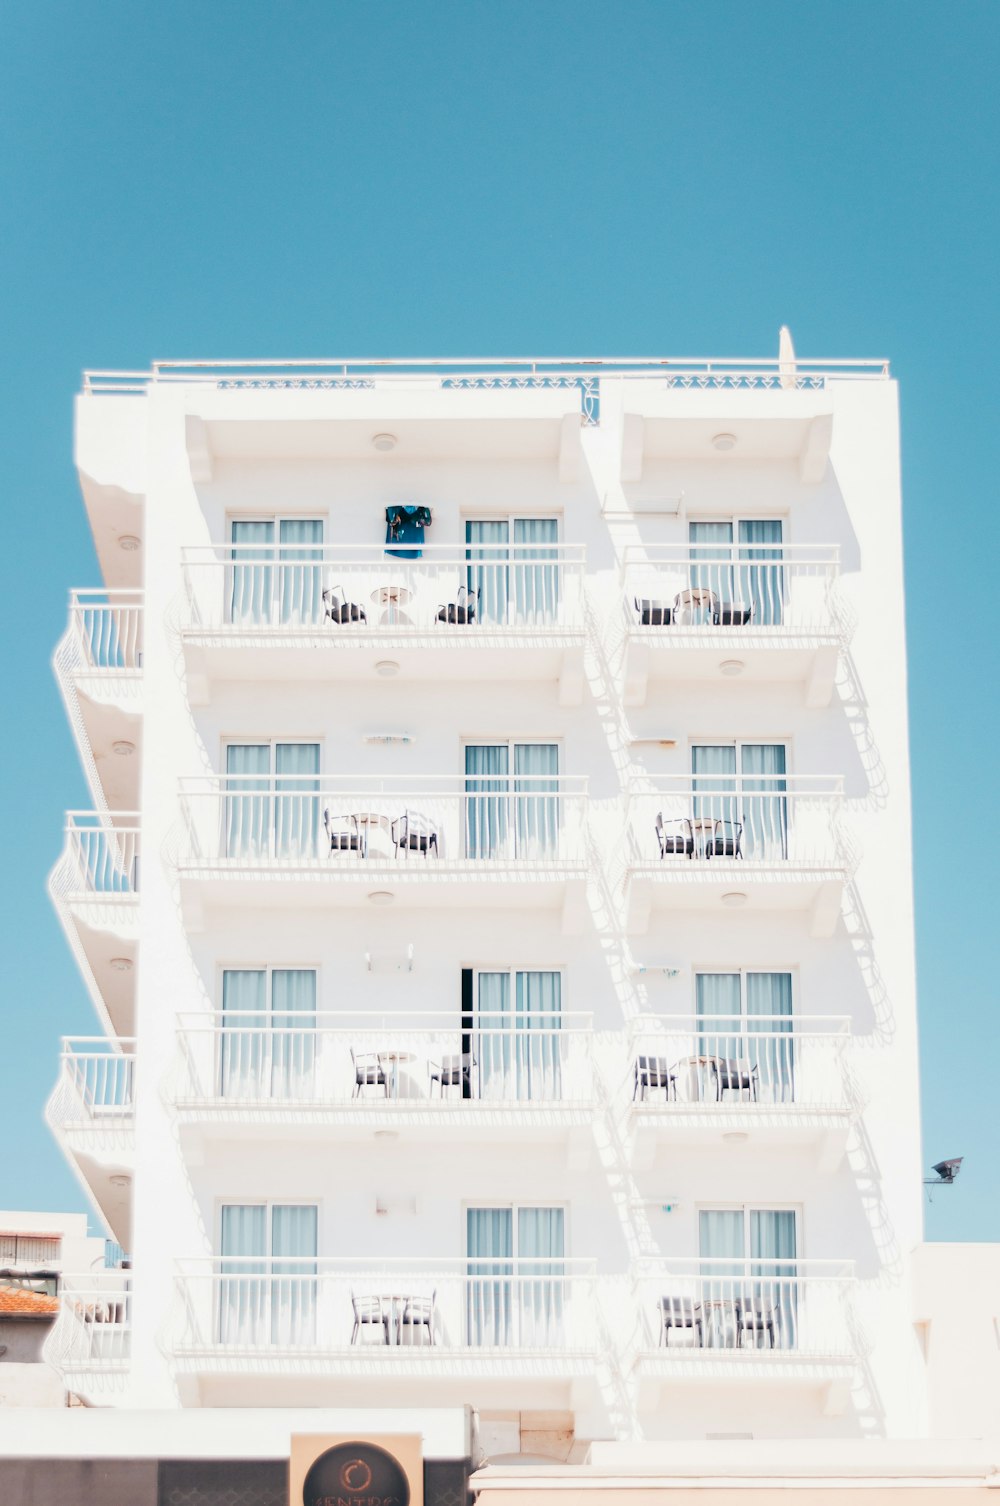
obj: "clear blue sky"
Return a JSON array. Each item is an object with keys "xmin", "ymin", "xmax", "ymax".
[{"xmin": 1, "ymin": 1, "xmax": 997, "ymax": 1241}]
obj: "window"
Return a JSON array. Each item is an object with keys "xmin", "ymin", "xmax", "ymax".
[
  {"xmin": 218, "ymin": 1202, "xmax": 318, "ymax": 1346},
  {"xmin": 220, "ymin": 968, "xmax": 317, "ymax": 1101},
  {"xmin": 224, "ymin": 741, "xmax": 321, "ymax": 860},
  {"xmin": 472, "ymin": 969, "xmax": 562, "ymax": 1101},
  {"xmin": 464, "ymin": 742, "xmax": 560, "ymax": 858},
  {"xmin": 466, "ymin": 1205, "xmax": 565, "ymax": 1347},
  {"xmin": 230, "ymin": 517, "xmax": 324, "ymax": 626},
  {"xmin": 698, "ymin": 1206, "xmax": 799, "ymax": 1350},
  {"xmin": 689, "ymin": 519, "xmax": 785, "ymax": 625},
  {"xmin": 465, "ymin": 518, "xmax": 560, "ymax": 625},
  {"xmin": 695, "ymin": 971, "xmax": 795, "ymax": 1102},
  {"xmin": 692, "ymin": 742, "xmax": 788, "ymax": 859}
]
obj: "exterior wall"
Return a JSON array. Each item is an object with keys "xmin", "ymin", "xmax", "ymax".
[
  {"xmin": 54, "ymin": 367, "xmax": 925, "ymax": 1438},
  {"xmin": 911, "ymin": 1242, "xmax": 1000, "ymax": 1440}
]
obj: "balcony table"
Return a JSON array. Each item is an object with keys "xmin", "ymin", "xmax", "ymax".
[
  {"xmin": 378, "ymin": 1048, "xmax": 417, "ymax": 1098},
  {"xmin": 674, "ymin": 586, "xmax": 719, "ymax": 625},
  {"xmin": 345, "ymin": 811, "xmax": 390, "ymax": 858},
  {"xmin": 371, "ymin": 584, "xmax": 412, "ymax": 625}
]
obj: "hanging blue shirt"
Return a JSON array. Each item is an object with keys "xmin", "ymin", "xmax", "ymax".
[{"xmin": 385, "ymin": 504, "xmax": 432, "ymax": 558}]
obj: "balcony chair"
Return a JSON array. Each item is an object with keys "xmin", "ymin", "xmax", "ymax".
[
  {"xmin": 351, "ymin": 1294, "xmax": 391, "ymax": 1345},
  {"xmin": 324, "ymin": 809, "xmax": 364, "ymax": 856},
  {"xmin": 656, "ymin": 814, "xmax": 695, "ymax": 858},
  {"xmin": 658, "ymin": 1295, "xmax": 704, "ymax": 1348},
  {"xmin": 398, "ymin": 1291, "xmax": 436, "ymax": 1346},
  {"xmin": 735, "ymin": 1296, "xmax": 778, "ymax": 1349},
  {"xmin": 437, "ymin": 584, "xmax": 479, "ymax": 625},
  {"xmin": 390, "ymin": 810, "xmax": 440, "ymax": 858},
  {"xmin": 429, "ymin": 1053, "xmax": 476, "ymax": 1098},
  {"xmin": 712, "ymin": 1057, "xmax": 759, "ymax": 1103},
  {"xmin": 713, "ymin": 601, "xmax": 753, "ymax": 626},
  {"xmin": 634, "ymin": 597, "xmax": 674, "ymax": 626},
  {"xmin": 633, "ymin": 1055, "xmax": 677, "ymax": 1102},
  {"xmin": 351, "ymin": 1049, "xmax": 388, "ymax": 1099},
  {"xmin": 703, "ymin": 818, "xmax": 742, "ymax": 859},
  {"xmin": 322, "ymin": 586, "xmax": 367, "ymax": 625}
]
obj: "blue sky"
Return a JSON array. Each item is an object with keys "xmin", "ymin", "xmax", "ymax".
[{"xmin": 1, "ymin": 1, "xmax": 997, "ymax": 1241}]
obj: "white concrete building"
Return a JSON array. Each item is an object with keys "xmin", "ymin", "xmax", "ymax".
[{"xmin": 45, "ymin": 348, "xmax": 940, "ymax": 1458}]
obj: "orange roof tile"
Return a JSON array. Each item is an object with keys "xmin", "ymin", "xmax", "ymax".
[{"xmin": 0, "ymin": 1286, "xmax": 59, "ymax": 1315}]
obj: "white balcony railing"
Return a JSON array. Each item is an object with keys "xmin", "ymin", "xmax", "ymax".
[
  {"xmin": 47, "ymin": 1039, "xmax": 136, "ymax": 1128},
  {"xmin": 623, "ymin": 547, "xmax": 845, "ymax": 638},
  {"xmin": 172, "ymin": 1258, "xmax": 599, "ymax": 1358},
  {"xmin": 176, "ymin": 1013, "xmax": 592, "ymax": 1109},
  {"xmin": 627, "ymin": 778, "xmax": 848, "ymax": 872},
  {"xmin": 178, "ymin": 776, "xmax": 588, "ymax": 870},
  {"xmin": 628, "ymin": 1016, "xmax": 851, "ymax": 1109},
  {"xmin": 54, "ymin": 814, "xmax": 141, "ymax": 896},
  {"xmin": 62, "ymin": 589, "xmax": 144, "ymax": 670},
  {"xmin": 635, "ymin": 1259, "xmax": 857, "ymax": 1360},
  {"xmin": 45, "ymin": 1273, "xmax": 133, "ymax": 1370},
  {"xmin": 182, "ymin": 544, "xmax": 585, "ymax": 636}
]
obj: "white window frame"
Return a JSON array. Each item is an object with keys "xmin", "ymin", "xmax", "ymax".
[
  {"xmin": 696, "ymin": 1204, "xmax": 802, "ymax": 1259},
  {"xmin": 215, "ymin": 1199, "xmax": 321, "ymax": 1258}
]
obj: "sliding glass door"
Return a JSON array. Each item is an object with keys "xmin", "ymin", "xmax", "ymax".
[
  {"xmin": 225, "ymin": 742, "xmax": 320, "ymax": 860},
  {"xmin": 230, "ymin": 518, "xmax": 324, "ymax": 626},
  {"xmin": 696, "ymin": 971, "xmax": 794, "ymax": 1102},
  {"xmin": 475, "ymin": 970, "xmax": 562, "ymax": 1101},
  {"xmin": 466, "ymin": 519, "xmax": 560, "ymax": 625},
  {"xmin": 218, "ymin": 1203, "xmax": 318, "ymax": 1346},
  {"xmin": 464, "ymin": 743, "xmax": 560, "ymax": 859},
  {"xmin": 692, "ymin": 743, "xmax": 788, "ymax": 859},
  {"xmin": 466, "ymin": 1206, "xmax": 564, "ymax": 1347},
  {"xmin": 220, "ymin": 968, "xmax": 317, "ymax": 1101},
  {"xmin": 699, "ymin": 1206, "xmax": 798, "ymax": 1349},
  {"xmin": 688, "ymin": 520, "xmax": 784, "ymax": 625}
]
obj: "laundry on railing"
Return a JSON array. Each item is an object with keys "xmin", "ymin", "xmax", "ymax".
[{"xmin": 385, "ymin": 505, "xmax": 433, "ymax": 558}]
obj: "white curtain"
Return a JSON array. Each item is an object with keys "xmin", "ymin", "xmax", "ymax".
[
  {"xmin": 225, "ymin": 744, "xmax": 271, "ymax": 859},
  {"xmin": 696, "ymin": 973, "xmax": 742, "ymax": 1099},
  {"xmin": 751, "ymin": 1208, "xmax": 798, "ymax": 1348},
  {"xmin": 467, "ymin": 1207, "xmax": 513, "ymax": 1346},
  {"xmin": 741, "ymin": 743, "xmax": 787, "ymax": 859},
  {"xmin": 270, "ymin": 970, "xmax": 317, "ymax": 1100},
  {"xmin": 514, "ymin": 743, "xmax": 559, "ymax": 857},
  {"xmin": 516, "ymin": 971, "xmax": 562, "ymax": 1100},
  {"xmin": 270, "ymin": 1205, "xmax": 318, "ymax": 1345},
  {"xmin": 274, "ymin": 743, "xmax": 320, "ymax": 859},
  {"xmin": 221, "ymin": 969, "xmax": 267, "ymax": 1099},
  {"xmin": 466, "ymin": 521, "xmax": 509, "ymax": 624},
  {"xmin": 219, "ymin": 1204, "xmax": 267, "ymax": 1343},
  {"xmin": 746, "ymin": 972, "xmax": 794, "ymax": 1102},
  {"xmin": 230, "ymin": 521, "xmax": 274, "ymax": 625},
  {"xmin": 689, "ymin": 521, "xmax": 735, "ymax": 614},
  {"xmin": 517, "ymin": 1207, "xmax": 565, "ymax": 1345},
  {"xmin": 477, "ymin": 972, "xmax": 511, "ymax": 1100},
  {"xmin": 739, "ymin": 519, "xmax": 784, "ymax": 625},
  {"xmin": 464, "ymin": 745, "xmax": 509, "ymax": 858},
  {"xmin": 278, "ymin": 519, "xmax": 324, "ymax": 626},
  {"xmin": 692, "ymin": 744, "xmax": 738, "ymax": 844},
  {"xmin": 513, "ymin": 518, "xmax": 559, "ymax": 624}
]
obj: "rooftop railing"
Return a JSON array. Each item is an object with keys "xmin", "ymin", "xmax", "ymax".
[
  {"xmin": 172, "ymin": 1257, "xmax": 599, "ymax": 1357},
  {"xmin": 181, "ymin": 543, "xmax": 585, "ymax": 635},
  {"xmin": 176, "ymin": 1012, "xmax": 593, "ymax": 1109},
  {"xmin": 178, "ymin": 776, "xmax": 588, "ymax": 870},
  {"xmin": 624, "ymin": 546, "xmax": 846, "ymax": 639}
]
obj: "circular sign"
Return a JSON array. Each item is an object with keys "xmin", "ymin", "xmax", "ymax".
[{"xmin": 303, "ymin": 1441, "xmax": 410, "ymax": 1506}]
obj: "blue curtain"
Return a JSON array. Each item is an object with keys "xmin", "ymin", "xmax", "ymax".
[
  {"xmin": 741, "ymin": 743, "xmax": 787, "ymax": 859},
  {"xmin": 466, "ymin": 521, "xmax": 509, "ymax": 625},
  {"xmin": 225, "ymin": 744, "xmax": 271, "ymax": 859},
  {"xmin": 738, "ymin": 519, "xmax": 784, "ymax": 626},
  {"xmin": 477, "ymin": 972, "xmax": 511, "ymax": 1100},
  {"xmin": 513, "ymin": 518, "xmax": 559, "ymax": 624},
  {"xmin": 274, "ymin": 743, "xmax": 320, "ymax": 859},
  {"xmin": 271, "ymin": 970, "xmax": 317, "ymax": 1100},
  {"xmin": 270, "ymin": 1205, "xmax": 318, "ymax": 1345},
  {"xmin": 689, "ymin": 521, "xmax": 734, "ymax": 615},
  {"xmin": 696, "ymin": 974, "xmax": 742, "ymax": 1099},
  {"xmin": 514, "ymin": 743, "xmax": 559, "ymax": 857},
  {"xmin": 278, "ymin": 519, "xmax": 323, "ymax": 626},
  {"xmin": 746, "ymin": 973, "xmax": 794, "ymax": 1102},
  {"xmin": 692, "ymin": 744, "xmax": 738, "ymax": 847},
  {"xmin": 464, "ymin": 744, "xmax": 510, "ymax": 858},
  {"xmin": 516, "ymin": 971, "xmax": 562, "ymax": 1100},
  {"xmin": 221, "ymin": 969, "xmax": 267, "ymax": 1098},
  {"xmin": 467, "ymin": 1207, "xmax": 513, "ymax": 1346},
  {"xmin": 230, "ymin": 521, "xmax": 275, "ymax": 625},
  {"xmin": 699, "ymin": 1209, "xmax": 744, "ymax": 1274},
  {"xmin": 219, "ymin": 1204, "xmax": 267, "ymax": 1343},
  {"xmin": 751, "ymin": 1208, "xmax": 797, "ymax": 1348},
  {"xmin": 517, "ymin": 1207, "xmax": 565, "ymax": 1345}
]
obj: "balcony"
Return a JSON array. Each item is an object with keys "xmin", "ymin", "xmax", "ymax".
[
  {"xmin": 170, "ymin": 1257, "xmax": 600, "ymax": 1406},
  {"xmin": 622, "ymin": 548, "xmax": 848, "ymax": 706},
  {"xmin": 48, "ymin": 815, "xmax": 140, "ymax": 1035},
  {"xmin": 44, "ymin": 1272, "xmax": 132, "ymax": 1402},
  {"xmin": 174, "ymin": 1013, "xmax": 595, "ymax": 1155},
  {"xmin": 180, "ymin": 546, "xmax": 587, "ymax": 702},
  {"xmin": 632, "ymin": 1259, "xmax": 860, "ymax": 1413},
  {"xmin": 176, "ymin": 777, "xmax": 589, "ymax": 928},
  {"xmin": 45, "ymin": 1039, "xmax": 135, "ymax": 1246},
  {"xmin": 627, "ymin": 1016, "xmax": 857, "ymax": 1167},
  {"xmin": 54, "ymin": 591, "xmax": 143, "ymax": 809},
  {"xmin": 625, "ymin": 779, "xmax": 852, "ymax": 936}
]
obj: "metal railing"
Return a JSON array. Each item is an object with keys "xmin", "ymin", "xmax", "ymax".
[
  {"xmin": 63, "ymin": 590, "xmax": 144, "ymax": 670},
  {"xmin": 628, "ymin": 1016, "xmax": 850, "ymax": 1109},
  {"xmin": 178, "ymin": 776, "xmax": 588, "ymax": 869},
  {"xmin": 627, "ymin": 777, "xmax": 847, "ymax": 871},
  {"xmin": 173, "ymin": 1257, "xmax": 598, "ymax": 1355},
  {"xmin": 635, "ymin": 1259, "xmax": 857, "ymax": 1359},
  {"xmin": 624, "ymin": 547, "xmax": 844, "ymax": 636},
  {"xmin": 56, "ymin": 814, "xmax": 141, "ymax": 895},
  {"xmin": 176, "ymin": 1013, "xmax": 592, "ymax": 1107},
  {"xmin": 46, "ymin": 1274, "xmax": 133, "ymax": 1370},
  {"xmin": 181, "ymin": 543, "xmax": 584, "ymax": 634},
  {"xmin": 48, "ymin": 1039, "xmax": 136, "ymax": 1126}
]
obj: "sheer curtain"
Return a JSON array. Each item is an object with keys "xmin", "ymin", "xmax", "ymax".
[
  {"xmin": 464, "ymin": 745, "xmax": 509, "ymax": 859},
  {"xmin": 695, "ymin": 973, "xmax": 742, "ymax": 1100},
  {"xmin": 466, "ymin": 521, "xmax": 509, "ymax": 625},
  {"xmin": 274, "ymin": 743, "xmax": 320, "ymax": 860},
  {"xmin": 513, "ymin": 518, "xmax": 559, "ymax": 624},
  {"xmin": 270, "ymin": 1205, "xmax": 318, "ymax": 1345},
  {"xmin": 219, "ymin": 1204, "xmax": 267, "ymax": 1343},
  {"xmin": 467, "ymin": 1208, "xmax": 513, "ymax": 1346},
  {"xmin": 514, "ymin": 743, "xmax": 559, "ymax": 858},
  {"xmin": 517, "ymin": 1207, "xmax": 565, "ymax": 1345},
  {"xmin": 692, "ymin": 744, "xmax": 738, "ymax": 848},
  {"xmin": 477, "ymin": 972, "xmax": 511, "ymax": 1100},
  {"xmin": 225, "ymin": 744, "xmax": 271, "ymax": 859},
  {"xmin": 740, "ymin": 743, "xmax": 787, "ymax": 859},
  {"xmin": 270, "ymin": 970, "xmax": 317, "ymax": 1101},
  {"xmin": 751, "ymin": 1208, "xmax": 797, "ymax": 1349},
  {"xmin": 221, "ymin": 969, "xmax": 267, "ymax": 1099},
  {"xmin": 516, "ymin": 971, "xmax": 562, "ymax": 1100},
  {"xmin": 278, "ymin": 519, "xmax": 324, "ymax": 626},
  {"xmin": 746, "ymin": 972, "xmax": 794, "ymax": 1102},
  {"xmin": 230, "ymin": 521, "xmax": 274, "ymax": 625},
  {"xmin": 738, "ymin": 519, "xmax": 784, "ymax": 626},
  {"xmin": 689, "ymin": 521, "xmax": 734, "ymax": 615}
]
